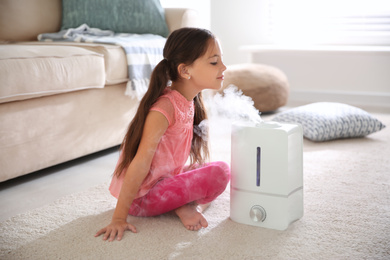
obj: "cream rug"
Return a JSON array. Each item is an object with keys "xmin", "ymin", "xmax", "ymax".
[{"xmin": 1, "ymin": 113, "xmax": 389, "ymax": 260}]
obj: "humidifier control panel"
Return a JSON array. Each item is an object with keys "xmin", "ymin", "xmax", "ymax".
[{"xmin": 250, "ymin": 205, "xmax": 266, "ymax": 222}]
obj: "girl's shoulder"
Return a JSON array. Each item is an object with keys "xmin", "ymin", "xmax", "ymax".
[
  {"xmin": 159, "ymin": 87, "xmax": 175, "ymax": 101},
  {"xmin": 151, "ymin": 89, "xmax": 175, "ymax": 125},
  {"xmin": 152, "ymin": 87, "xmax": 194, "ymax": 126},
  {"xmin": 156, "ymin": 88, "xmax": 188, "ymax": 110}
]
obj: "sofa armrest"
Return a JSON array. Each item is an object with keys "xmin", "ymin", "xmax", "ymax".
[{"xmin": 164, "ymin": 8, "xmax": 199, "ymax": 33}]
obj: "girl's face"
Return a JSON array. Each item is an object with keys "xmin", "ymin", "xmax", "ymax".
[{"xmin": 187, "ymin": 39, "xmax": 227, "ymax": 91}]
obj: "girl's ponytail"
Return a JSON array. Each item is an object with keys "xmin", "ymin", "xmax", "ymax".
[{"xmin": 114, "ymin": 59, "xmax": 169, "ymax": 177}]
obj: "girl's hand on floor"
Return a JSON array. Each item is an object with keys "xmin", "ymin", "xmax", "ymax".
[{"xmin": 95, "ymin": 219, "xmax": 137, "ymax": 242}]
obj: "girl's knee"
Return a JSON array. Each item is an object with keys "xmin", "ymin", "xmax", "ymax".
[
  {"xmin": 195, "ymin": 161, "xmax": 230, "ymax": 205},
  {"xmin": 208, "ymin": 161, "xmax": 230, "ymax": 186}
]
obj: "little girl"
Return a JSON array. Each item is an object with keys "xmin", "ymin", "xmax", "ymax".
[{"xmin": 95, "ymin": 28, "xmax": 230, "ymax": 242}]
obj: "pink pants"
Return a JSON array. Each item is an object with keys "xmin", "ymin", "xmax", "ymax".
[{"xmin": 128, "ymin": 161, "xmax": 230, "ymax": 217}]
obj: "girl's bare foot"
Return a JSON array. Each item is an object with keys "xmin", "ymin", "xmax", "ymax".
[{"xmin": 175, "ymin": 203, "xmax": 210, "ymax": 231}]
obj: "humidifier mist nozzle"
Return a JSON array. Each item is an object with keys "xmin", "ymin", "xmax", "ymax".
[{"xmin": 255, "ymin": 121, "xmax": 282, "ymax": 128}]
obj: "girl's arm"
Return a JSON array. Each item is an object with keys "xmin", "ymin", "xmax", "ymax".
[{"xmin": 95, "ymin": 110, "xmax": 169, "ymax": 241}]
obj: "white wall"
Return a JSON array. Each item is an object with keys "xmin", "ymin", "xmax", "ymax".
[
  {"xmin": 209, "ymin": 1, "xmax": 390, "ymax": 111},
  {"xmin": 161, "ymin": 0, "xmax": 211, "ymax": 29},
  {"xmin": 210, "ymin": 0, "xmax": 268, "ymax": 65},
  {"xmin": 248, "ymin": 46, "xmax": 390, "ymax": 110}
]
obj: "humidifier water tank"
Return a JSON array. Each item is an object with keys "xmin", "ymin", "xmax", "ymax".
[{"xmin": 230, "ymin": 121, "xmax": 303, "ymax": 230}]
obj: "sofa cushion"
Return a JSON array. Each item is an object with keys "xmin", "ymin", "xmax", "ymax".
[
  {"xmin": 18, "ymin": 42, "xmax": 129, "ymax": 86},
  {"xmin": 61, "ymin": 0, "xmax": 170, "ymax": 37},
  {"xmin": 80, "ymin": 44, "xmax": 128, "ymax": 85},
  {"xmin": 0, "ymin": 45, "xmax": 105, "ymax": 103}
]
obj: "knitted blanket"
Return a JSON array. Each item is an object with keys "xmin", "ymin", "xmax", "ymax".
[{"xmin": 38, "ymin": 24, "xmax": 166, "ymax": 99}]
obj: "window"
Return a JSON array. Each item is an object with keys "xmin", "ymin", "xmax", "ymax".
[{"xmin": 265, "ymin": 0, "xmax": 390, "ymax": 46}]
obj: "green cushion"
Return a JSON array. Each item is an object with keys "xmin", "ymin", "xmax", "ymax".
[{"xmin": 61, "ymin": 0, "xmax": 169, "ymax": 37}]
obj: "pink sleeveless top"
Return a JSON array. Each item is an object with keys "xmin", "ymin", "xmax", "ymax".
[{"xmin": 109, "ymin": 88, "xmax": 194, "ymax": 199}]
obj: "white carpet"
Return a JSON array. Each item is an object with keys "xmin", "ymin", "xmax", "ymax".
[{"xmin": 1, "ymin": 113, "xmax": 389, "ymax": 260}]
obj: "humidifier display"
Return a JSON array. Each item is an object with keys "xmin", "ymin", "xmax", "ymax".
[{"xmin": 230, "ymin": 121, "xmax": 303, "ymax": 230}]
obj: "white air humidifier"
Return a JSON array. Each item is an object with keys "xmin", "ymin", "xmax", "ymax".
[{"xmin": 230, "ymin": 121, "xmax": 303, "ymax": 230}]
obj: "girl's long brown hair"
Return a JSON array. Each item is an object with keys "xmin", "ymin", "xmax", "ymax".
[{"xmin": 114, "ymin": 28, "xmax": 214, "ymax": 177}]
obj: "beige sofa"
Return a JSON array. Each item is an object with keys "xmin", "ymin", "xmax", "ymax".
[{"xmin": 0, "ymin": 0, "xmax": 197, "ymax": 182}]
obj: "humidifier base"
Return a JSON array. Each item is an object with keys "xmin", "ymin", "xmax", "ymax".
[{"xmin": 230, "ymin": 187, "xmax": 303, "ymax": 230}]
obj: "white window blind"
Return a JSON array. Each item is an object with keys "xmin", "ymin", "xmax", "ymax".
[{"xmin": 265, "ymin": 0, "xmax": 390, "ymax": 46}]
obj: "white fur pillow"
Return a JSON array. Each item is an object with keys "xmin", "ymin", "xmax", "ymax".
[{"xmin": 272, "ymin": 102, "xmax": 386, "ymax": 141}]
